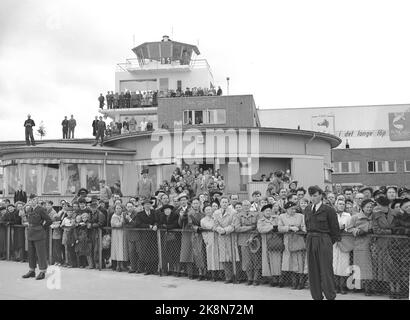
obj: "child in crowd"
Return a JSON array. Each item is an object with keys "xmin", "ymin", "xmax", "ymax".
[{"xmin": 49, "ymin": 207, "xmax": 63, "ymax": 265}]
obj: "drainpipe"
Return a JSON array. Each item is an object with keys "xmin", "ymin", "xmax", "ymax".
[{"xmin": 305, "ymin": 133, "xmax": 316, "ymax": 154}]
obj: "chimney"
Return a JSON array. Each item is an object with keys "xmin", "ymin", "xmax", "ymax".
[{"xmin": 346, "ymin": 139, "xmax": 350, "ymax": 149}]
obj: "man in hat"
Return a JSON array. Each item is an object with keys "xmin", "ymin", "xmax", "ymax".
[
  {"xmin": 88, "ymin": 199, "xmax": 106, "ymax": 269},
  {"xmin": 135, "ymin": 199, "xmax": 158, "ymax": 275},
  {"xmin": 61, "ymin": 116, "xmax": 69, "ymax": 139},
  {"xmin": 360, "ymin": 187, "xmax": 374, "ymax": 201},
  {"xmin": 24, "ymin": 114, "xmax": 36, "ymax": 146},
  {"xmin": 236, "ymin": 200, "xmax": 262, "ymax": 285},
  {"xmin": 305, "ymin": 185, "xmax": 340, "ymax": 300},
  {"xmin": 399, "ymin": 187, "xmax": 410, "ymax": 199},
  {"xmin": 22, "ymin": 195, "xmax": 52, "ymax": 280},
  {"xmin": 92, "ymin": 116, "xmax": 106, "ymax": 146},
  {"xmin": 99, "ymin": 180, "xmax": 112, "ymax": 209},
  {"xmin": 137, "ymin": 169, "xmax": 153, "ymax": 200}
]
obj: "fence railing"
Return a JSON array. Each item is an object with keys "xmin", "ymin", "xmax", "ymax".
[{"xmin": 1, "ymin": 223, "xmax": 409, "ymax": 299}]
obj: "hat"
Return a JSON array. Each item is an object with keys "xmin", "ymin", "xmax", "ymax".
[
  {"xmin": 261, "ymin": 204, "xmax": 273, "ymax": 212},
  {"xmin": 212, "ymin": 190, "xmax": 223, "ymax": 196},
  {"xmin": 141, "ymin": 169, "xmax": 149, "ymax": 174},
  {"xmin": 78, "ymin": 198, "xmax": 86, "ymax": 204},
  {"xmin": 289, "ymin": 180, "xmax": 298, "ymax": 186},
  {"xmin": 78, "ymin": 188, "xmax": 88, "ymax": 195},
  {"xmin": 284, "ymin": 201, "xmax": 298, "ymax": 210},
  {"xmin": 359, "ymin": 186, "xmax": 374, "ymax": 194},
  {"xmin": 142, "ymin": 199, "xmax": 152, "ymax": 205},
  {"xmin": 0, "ymin": 206, "xmax": 6, "ymax": 211},
  {"xmin": 400, "ymin": 197, "xmax": 410, "ymax": 207},
  {"xmin": 85, "ymin": 197, "xmax": 92, "ymax": 204},
  {"xmin": 177, "ymin": 193, "xmax": 189, "ymax": 201},
  {"xmin": 398, "ymin": 187, "xmax": 410, "ymax": 197},
  {"xmin": 249, "ymin": 237, "xmax": 261, "ymax": 253},
  {"xmin": 390, "ymin": 198, "xmax": 403, "ymax": 209},
  {"xmin": 90, "ymin": 200, "xmax": 99, "ymax": 207},
  {"xmin": 29, "ymin": 194, "xmax": 37, "ymax": 199},
  {"xmin": 162, "ymin": 204, "xmax": 175, "ymax": 211},
  {"xmin": 373, "ymin": 189, "xmax": 385, "ymax": 198}
]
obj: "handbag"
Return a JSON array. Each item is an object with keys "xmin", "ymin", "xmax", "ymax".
[
  {"xmin": 288, "ymin": 233, "xmax": 306, "ymax": 252},
  {"xmin": 266, "ymin": 233, "xmax": 284, "ymax": 251}
]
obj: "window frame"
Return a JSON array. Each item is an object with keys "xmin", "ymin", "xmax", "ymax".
[
  {"xmin": 332, "ymin": 161, "xmax": 360, "ymax": 174},
  {"xmin": 405, "ymin": 160, "xmax": 410, "ymax": 173},
  {"xmin": 367, "ymin": 160, "xmax": 397, "ymax": 173}
]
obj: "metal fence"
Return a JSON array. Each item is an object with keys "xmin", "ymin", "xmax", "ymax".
[{"xmin": 1, "ymin": 223, "xmax": 409, "ymax": 299}]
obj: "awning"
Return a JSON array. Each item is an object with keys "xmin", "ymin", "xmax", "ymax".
[
  {"xmin": 61, "ymin": 159, "xmax": 103, "ymax": 164},
  {"xmin": 16, "ymin": 159, "xmax": 60, "ymax": 164},
  {"xmin": 106, "ymin": 160, "xmax": 124, "ymax": 165}
]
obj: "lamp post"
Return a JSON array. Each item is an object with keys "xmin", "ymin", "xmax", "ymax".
[{"xmin": 226, "ymin": 77, "xmax": 230, "ymax": 96}]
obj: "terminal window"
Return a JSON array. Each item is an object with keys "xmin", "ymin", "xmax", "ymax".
[
  {"xmin": 183, "ymin": 109, "xmax": 226, "ymax": 125},
  {"xmin": 405, "ymin": 160, "xmax": 410, "ymax": 172},
  {"xmin": 368, "ymin": 160, "xmax": 396, "ymax": 173},
  {"xmin": 333, "ymin": 161, "xmax": 360, "ymax": 174}
]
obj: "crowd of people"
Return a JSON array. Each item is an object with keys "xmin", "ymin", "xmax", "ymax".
[
  {"xmin": 98, "ymin": 86, "xmax": 223, "ymax": 110},
  {"xmin": 1, "ymin": 167, "xmax": 409, "ymax": 299}
]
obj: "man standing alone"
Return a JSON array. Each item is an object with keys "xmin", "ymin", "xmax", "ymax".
[
  {"xmin": 22, "ymin": 195, "xmax": 52, "ymax": 280},
  {"xmin": 136, "ymin": 169, "xmax": 153, "ymax": 200},
  {"xmin": 24, "ymin": 114, "xmax": 36, "ymax": 146},
  {"xmin": 68, "ymin": 115, "xmax": 77, "ymax": 139},
  {"xmin": 305, "ymin": 185, "xmax": 340, "ymax": 300},
  {"xmin": 62, "ymin": 116, "xmax": 69, "ymax": 139}
]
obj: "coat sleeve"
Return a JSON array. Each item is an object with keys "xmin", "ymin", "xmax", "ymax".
[
  {"xmin": 135, "ymin": 213, "xmax": 151, "ymax": 229},
  {"xmin": 372, "ymin": 209, "xmax": 392, "ymax": 235},
  {"xmin": 299, "ymin": 214, "xmax": 307, "ymax": 233},
  {"xmin": 257, "ymin": 219, "xmax": 273, "ymax": 233},
  {"xmin": 41, "ymin": 209, "xmax": 52, "ymax": 228},
  {"xmin": 328, "ymin": 206, "xmax": 341, "ymax": 244},
  {"xmin": 277, "ymin": 215, "xmax": 289, "ymax": 233}
]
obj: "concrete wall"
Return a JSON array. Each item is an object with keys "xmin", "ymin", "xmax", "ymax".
[{"xmin": 157, "ymin": 95, "xmax": 257, "ymax": 128}]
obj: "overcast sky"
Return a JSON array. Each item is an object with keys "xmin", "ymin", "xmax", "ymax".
[{"xmin": 1, "ymin": 0, "xmax": 410, "ymax": 141}]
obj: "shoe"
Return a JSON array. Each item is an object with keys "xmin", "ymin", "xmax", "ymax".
[
  {"xmin": 340, "ymin": 287, "xmax": 347, "ymax": 295},
  {"xmin": 253, "ymin": 281, "xmax": 259, "ymax": 286},
  {"xmin": 128, "ymin": 269, "xmax": 136, "ymax": 274},
  {"xmin": 270, "ymin": 281, "xmax": 278, "ymax": 287},
  {"xmin": 246, "ymin": 281, "xmax": 253, "ymax": 286},
  {"xmin": 35, "ymin": 272, "xmax": 46, "ymax": 280},
  {"xmin": 224, "ymin": 279, "xmax": 233, "ymax": 284},
  {"xmin": 22, "ymin": 271, "xmax": 36, "ymax": 279}
]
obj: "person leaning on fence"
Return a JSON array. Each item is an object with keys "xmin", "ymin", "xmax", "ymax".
[
  {"xmin": 123, "ymin": 201, "xmax": 141, "ymax": 273},
  {"xmin": 236, "ymin": 200, "xmax": 262, "ymax": 286},
  {"xmin": 188, "ymin": 198, "xmax": 206, "ymax": 280},
  {"xmin": 135, "ymin": 199, "xmax": 158, "ymax": 275},
  {"xmin": 49, "ymin": 203, "xmax": 63, "ymax": 266},
  {"xmin": 61, "ymin": 207, "xmax": 77, "ymax": 267},
  {"xmin": 74, "ymin": 212, "xmax": 93, "ymax": 268},
  {"xmin": 176, "ymin": 194, "xmax": 194, "ymax": 278},
  {"xmin": 332, "ymin": 199, "xmax": 352, "ymax": 295},
  {"xmin": 370, "ymin": 194, "xmax": 395, "ymax": 296},
  {"xmin": 278, "ymin": 201, "xmax": 307, "ymax": 290},
  {"xmin": 387, "ymin": 197, "xmax": 410, "ymax": 299},
  {"xmin": 22, "ymin": 195, "xmax": 52, "ymax": 280},
  {"xmin": 304, "ymin": 185, "xmax": 340, "ymax": 300},
  {"xmin": 88, "ymin": 200, "xmax": 106, "ymax": 269},
  {"xmin": 346, "ymin": 199, "xmax": 374, "ymax": 295},
  {"xmin": 200, "ymin": 203, "xmax": 222, "ymax": 281},
  {"xmin": 158, "ymin": 204, "xmax": 181, "ymax": 276},
  {"xmin": 213, "ymin": 196, "xmax": 239, "ymax": 284},
  {"xmin": 110, "ymin": 204, "xmax": 128, "ymax": 272},
  {"xmin": 257, "ymin": 201, "xmax": 284, "ymax": 287}
]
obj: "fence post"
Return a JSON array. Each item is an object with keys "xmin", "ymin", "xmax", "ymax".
[
  {"xmin": 6, "ymin": 225, "xmax": 10, "ymax": 261},
  {"xmin": 48, "ymin": 227, "xmax": 52, "ymax": 264},
  {"xmin": 157, "ymin": 229, "xmax": 162, "ymax": 276},
  {"xmin": 98, "ymin": 228, "xmax": 103, "ymax": 271},
  {"xmin": 231, "ymin": 233, "xmax": 237, "ymax": 283}
]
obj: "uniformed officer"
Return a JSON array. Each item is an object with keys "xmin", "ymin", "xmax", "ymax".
[
  {"xmin": 22, "ymin": 195, "xmax": 52, "ymax": 280},
  {"xmin": 305, "ymin": 185, "xmax": 340, "ymax": 300}
]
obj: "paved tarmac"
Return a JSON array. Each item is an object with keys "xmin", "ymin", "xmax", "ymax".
[{"xmin": 0, "ymin": 261, "xmax": 387, "ymax": 300}]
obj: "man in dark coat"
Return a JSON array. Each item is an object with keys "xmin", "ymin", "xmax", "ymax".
[
  {"xmin": 124, "ymin": 202, "xmax": 141, "ymax": 273},
  {"xmin": 305, "ymin": 185, "xmax": 340, "ymax": 300},
  {"xmin": 92, "ymin": 116, "xmax": 99, "ymax": 137},
  {"xmin": 88, "ymin": 200, "xmax": 106, "ymax": 269},
  {"xmin": 61, "ymin": 116, "xmax": 69, "ymax": 139},
  {"xmin": 22, "ymin": 195, "xmax": 52, "ymax": 280},
  {"xmin": 98, "ymin": 94, "xmax": 105, "ymax": 109},
  {"xmin": 135, "ymin": 199, "xmax": 158, "ymax": 275},
  {"xmin": 24, "ymin": 114, "xmax": 36, "ymax": 146},
  {"xmin": 92, "ymin": 116, "xmax": 106, "ymax": 146},
  {"xmin": 14, "ymin": 184, "xmax": 27, "ymax": 204}
]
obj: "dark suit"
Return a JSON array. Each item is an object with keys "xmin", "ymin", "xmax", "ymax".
[
  {"xmin": 304, "ymin": 202, "xmax": 340, "ymax": 300},
  {"xmin": 14, "ymin": 190, "xmax": 27, "ymax": 204},
  {"xmin": 27, "ymin": 205, "xmax": 52, "ymax": 271},
  {"xmin": 135, "ymin": 210, "xmax": 158, "ymax": 274},
  {"xmin": 123, "ymin": 210, "xmax": 141, "ymax": 271},
  {"xmin": 158, "ymin": 210, "xmax": 180, "ymax": 273},
  {"xmin": 89, "ymin": 209, "xmax": 106, "ymax": 267},
  {"xmin": 24, "ymin": 119, "xmax": 35, "ymax": 146}
]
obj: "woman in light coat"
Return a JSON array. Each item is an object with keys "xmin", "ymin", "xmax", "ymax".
[
  {"xmin": 332, "ymin": 199, "xmax": 352, "ymax": 294},
  {"xmin": 347, "ymin": 199, "xmax": 374, "ymax": 295},
  {"xmin": 257, "ymin": 202, "xmax": 283, "ymax": 287},
  {"xmin": 201, "ymin": 204, "xmax": 221, "ymax": 280},
  {"xmin": 213, "ymin": 197, "xmax": 239, "ymax": 283},
  {"xmin": 110, "ymin": 204, "xmax": 128, "ymax": 271},
  {"xmin": 278, "ymin": 201, "xmax": 307, "ymax": 289}
]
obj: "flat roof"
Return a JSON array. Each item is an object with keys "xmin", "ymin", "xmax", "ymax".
[{"xmin": 258, "ymin": 103, "xmax": 410, "ymax": 112}]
